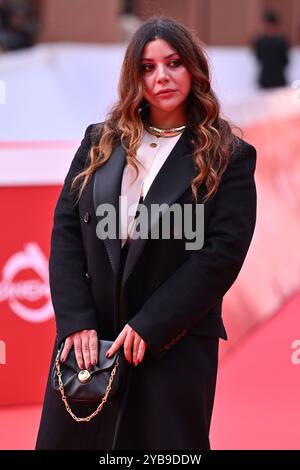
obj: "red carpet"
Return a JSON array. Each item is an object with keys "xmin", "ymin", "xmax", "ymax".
[
  {"xmin": 1, "ymin": 292, "xmax": 300, "ymax": 450},
  {"xmin": 0, "ymin": 404, "xmax": 41, "ymax": 450},
  {"xmin": 211, "ymin": 291, "xmax": 300, "ymax": 449}
]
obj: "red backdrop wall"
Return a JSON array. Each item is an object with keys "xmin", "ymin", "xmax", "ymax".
[{"xmin": 0, "ymin": 186, "xmax": 61, "ymax": 404}]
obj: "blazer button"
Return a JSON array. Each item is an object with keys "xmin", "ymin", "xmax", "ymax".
[
  {"xmin": 85, "ymin": 272, "xmax": 91, "ymax": 282},
  {"xmin": 83, "ymin": 211, "xmax": 90, "ymax": 223}
]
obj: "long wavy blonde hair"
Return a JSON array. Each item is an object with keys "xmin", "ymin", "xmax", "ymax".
[{"xmin": 72, "ymin": 16, "xmax": 241, "ymax": 204}]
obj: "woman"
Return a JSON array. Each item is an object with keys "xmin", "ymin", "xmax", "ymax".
[{"xmin": 36, "ymin": 16, "xmax": 257, "ymax": 450}]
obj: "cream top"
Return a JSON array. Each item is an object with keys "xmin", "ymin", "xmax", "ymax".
[{"xmin": 120, "ymin": 129, "xmax": 182, "ymax": 247}]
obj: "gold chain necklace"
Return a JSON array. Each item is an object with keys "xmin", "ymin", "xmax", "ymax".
[{"xmin": 144, "ymin": 121, "xmax": 187, "ymax": 138}]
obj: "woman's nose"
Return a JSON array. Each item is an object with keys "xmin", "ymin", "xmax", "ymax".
[{"xmin": 156, "ymin": 65, "xmax": 169, "ymax": 83}]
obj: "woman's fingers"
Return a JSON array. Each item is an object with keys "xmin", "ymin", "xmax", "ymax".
[
  {"xmin": 73, "ymin": 335, "xmax": 84, "ymax": 370},
  {"xmin": 59, "ymin": 327, "xmax": 146, "ymax": 370},
  {"xmin": 123, "ymin": 329, "xmax": 134, "ymax": 364},
  {"xmin": 136, "ymin": 339, "xmax": 147, "ymax": 365},
  {"xmin": 133, "ymin": 334, "xmax": 140, "ymax": 365},
  {"xmin": 106, "ymin": 329, "xmax": 126, "ymax": 358},
  {"xmin": 106, "ymin": 326, "xmax": 134, "ymax": 364},
  {"xmin": 89, "ymin": 330, "xmax": 98, "ymax": 366},
  {"xmin": 60, "ymin": 337, "xmax": 72, "ymax": 362},
  {"xmin": 60, "ymin": 329, "xmax": 99, "ymax": 370},
  {"xmin": 106, "ymin": 325, "xmax": 147, "ymax": 366},
  {"xmin": 133, "ymin": 336, "xmax": 147, "ymax": 365},
  {"xmin": 81, "ymin": 334, "xmax": 91, "ymax": 370}
]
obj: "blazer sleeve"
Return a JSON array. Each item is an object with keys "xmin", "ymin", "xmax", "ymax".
[
  {"xmin": 127, "ymin": 141, "xmax": 257, "ymax": 359},
  {"xmin": 50, "ymin": 124, "xmax": 99, "ymax": 347}
]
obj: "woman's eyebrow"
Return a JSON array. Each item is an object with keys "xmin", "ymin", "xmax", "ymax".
[{"xmin": 141, "ymin": 52, "xmax": 179, "ymax": 61}]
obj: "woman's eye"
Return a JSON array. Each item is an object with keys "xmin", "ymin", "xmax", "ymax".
[
  {"xmin": 141, "ymin": 60, "xmax": 182, "ymax": 73},
  {"xmin": 169, "ymin": 59, "xmax": 182, "ymax": 67},
  {"xmin": 141, "ymin": 64, "xmax": 154, "ymax": 72}
]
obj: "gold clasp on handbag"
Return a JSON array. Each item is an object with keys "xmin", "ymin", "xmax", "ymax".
[{"xmin": 78, "ymin": 369, "xmax": 92, "ymax": 383}]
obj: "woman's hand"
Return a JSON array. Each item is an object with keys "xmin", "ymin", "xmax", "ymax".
[
  {"xmin": 106, "ymin": 324, "xmax": 147, "ymax": 366},
  {"xmin": 60, "ymin": 329, "xmax": 98, "ymax": 370}
]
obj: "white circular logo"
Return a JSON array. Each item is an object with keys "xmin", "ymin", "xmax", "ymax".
[{"xmin": 0, "ymin": 243, "xmax": 53, "ymax": 322}]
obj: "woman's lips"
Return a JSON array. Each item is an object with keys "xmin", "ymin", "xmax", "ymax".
[{"xmin": 157, "ymin": 90, "xmax": 176, "ymax": 97}]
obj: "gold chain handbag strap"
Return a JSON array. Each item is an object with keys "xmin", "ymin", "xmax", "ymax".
[{"xmin": 55, "ymin": 350, "xmax": 119, "ymax": 422}]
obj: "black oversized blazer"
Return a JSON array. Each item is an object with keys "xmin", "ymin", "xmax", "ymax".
[
  {"xmin": 37, "ymin": 122, "xmax": 257, "ymax": 450},
  {"xmin": 51, "ymin": 123, "xmax": 256, "ymax": 358}
]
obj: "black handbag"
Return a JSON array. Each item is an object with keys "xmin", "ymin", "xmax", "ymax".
[{"xmin": 51, "ymin": 339, "xmax": 127, "ymax": 422}]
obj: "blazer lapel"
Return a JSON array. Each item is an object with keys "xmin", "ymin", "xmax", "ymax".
[
  {"xmin": 93, "ymin": 128, "xmax": 201, "ymax": 287},
  {"xmin": 121, "ymin": 128, "xmax": 199, "ymax": 288},
  {"xmin": 93, "ymin": 144, "xmax": 127, "ymax": 277}
]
